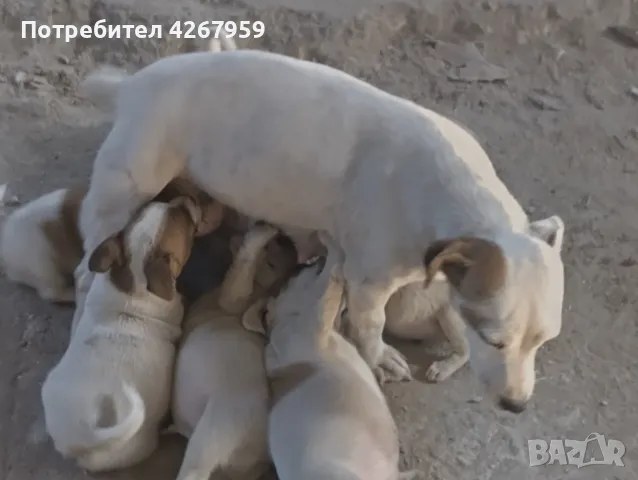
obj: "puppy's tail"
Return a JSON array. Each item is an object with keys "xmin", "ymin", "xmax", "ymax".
[
  {"xmin": 68, "ymin": 382, "xmax": 145, "ymax": 459},
  {"xmin": 80, "ymin": 65, "xmax": 130, "ymax": 111}
]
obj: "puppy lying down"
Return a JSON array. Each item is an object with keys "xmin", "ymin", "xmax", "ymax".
[
  {"xmin": 245, "ymin": 243, "xmax": 421, "ymax": 480},
  {"xmin": 0, "ymin": 186, "xmax": 86, "ymax": 303},
  {"xmin": 0, "ymin": 178, "xmax": 223, "ymax": 309},
  {"xmin": 172, "ymin": 222, "xmax": 297, "ymax": 480},
  {"xmin": 41, "ymin": 196, "xmax": 206, "ymax": 472}
]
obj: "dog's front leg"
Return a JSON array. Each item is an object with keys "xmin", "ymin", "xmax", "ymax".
[
  {"xmin": 425, "ymin": 306, "xmax": 469, "ymax": 382},
  {"xmin": 218, "ymin": 223, "xmax": 278, "ymax": 314},
  {"xmin": 345, "ymin": 280, "xmax": 412, "ymax": 384}
]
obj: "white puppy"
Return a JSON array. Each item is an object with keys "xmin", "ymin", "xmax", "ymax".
[
  {"xmin": 41, "ymin": 196, "xmax": 213, "ymax": 472},
  {"xmin": 0, "ymin": 186, "xmax": 86, "ymax": 303},
  {"xmin": 244, "ymin": 245, "xmax": 420, "ymax": 480},
  {"xmin": 172, "ymin": 222, "xmax": 297, "ymax": 480},
  {"xmin": 76, "ymin": 50, "xmax": 565, "ymax": 411}
]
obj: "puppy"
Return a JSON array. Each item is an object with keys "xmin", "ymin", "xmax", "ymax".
[
  {"xmin": 0, "ymin": 186, "xmax": 86, "ymax": 302},
  {"xmin": 172, "ymin": 222, "xmax": 297, "ymax": 480},
  {"xmin": 0, "ymin": 179, "xmax": 222, "ymax": 308},
  {"xmin": 244, "ymin": 243, "xmax": 416, "ymax": 480},
  {"xmin": 41, "ymin": 196, "xmax": 205, "ymax": 472},
  {"xmin": 380, "ymin": 279, "xmax": 469, "ymax": 383}
]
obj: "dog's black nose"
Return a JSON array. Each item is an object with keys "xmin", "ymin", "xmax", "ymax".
[{"xmin": 498, "ymin": 397, "xmax": 527, "ymax": 414}]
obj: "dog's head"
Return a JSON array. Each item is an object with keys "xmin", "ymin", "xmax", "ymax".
[
  {"xmin": 423, "ymin": 215, "xmax": 565, "ymax": 413},
  {"xmin": 243, "ymin": 249, "xmax": 344, "ymax": 343},
  {"xmin": 154, "ymin": 177, "xmax": 225, "ymax": 237},
  {"xmin": 87, "ymin": 197, "xmax": 203, "ymax": 301}
]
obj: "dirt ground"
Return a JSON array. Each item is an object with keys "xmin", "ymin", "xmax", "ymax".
[{"xmin": 1, "ymin": 0, "xmax": 637, "ymax": 479}]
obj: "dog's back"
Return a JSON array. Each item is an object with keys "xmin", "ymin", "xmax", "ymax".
[{"xmin": 269, "ymin": 339, "xmax": 399, "ymax": 480}]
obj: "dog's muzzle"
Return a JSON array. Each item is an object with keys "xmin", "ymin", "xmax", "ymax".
[{"xmin": 498, "ymin": 396, "xmax": 527, "ymax": 414}]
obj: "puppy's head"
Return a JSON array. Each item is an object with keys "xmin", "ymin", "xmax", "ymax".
[
  {"xmin": 423, "ymin": 215, "xmax": 565, "ymax": 413},
  {"xmin": 245, "ymin": 248, "xmax": 344, "ymax": 344},
  {"xmin": 154, "ymin": 177, "xmax": 225, "ymax": 237},
  {"xmin": 87, "ymin": 197, "xmax": 201, "ymax": 301}
]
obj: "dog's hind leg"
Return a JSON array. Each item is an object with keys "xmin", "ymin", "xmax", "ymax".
[
  {"xmin": 176, "ymin": 399, "xmax": 267, "ymax": 480},
  {"xmin": 425, "ymin": 306, "xmax": 469, "ymax": 383},
  {"xmin": 217, "ymin": 223, "xmax": 278, "ymax": 314}
]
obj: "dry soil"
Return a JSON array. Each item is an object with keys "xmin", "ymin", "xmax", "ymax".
[{"xmin": 0, "ymin": 0, "xmax": 637, "ymax": 479}]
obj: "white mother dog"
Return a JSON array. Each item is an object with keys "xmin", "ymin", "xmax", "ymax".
[{"xmin": 78, "ymin": 50, "xmax": 565, "ymax": 411}]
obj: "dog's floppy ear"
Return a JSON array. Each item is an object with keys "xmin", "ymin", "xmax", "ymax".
[
  {"xmin": 143, "ymin": 253, "xmax": 175, "ymax": 301},
  {"xmin": 88, "ymin": 235, "xmax": 125, "ymax": 273},
  {"xmin": 529, "ymin": 215, "xmax": 565, "ymax": 251},
  {"xmin": 195, "ymin": 198, "xmax": 224, "ymax": 236},
  {"xmin": 423, "ymin": 237, "xmax": 506, "ymax": 299},
  {"xmin": 241, "ymin": 298, "xmax": 268, "ymax": 336}
]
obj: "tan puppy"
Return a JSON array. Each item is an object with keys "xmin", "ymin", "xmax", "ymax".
[
  {"xmin": 172, "ymin": 222, "xmax": 297, "ymax": 480},
  {"xmin": 381, "ymin": 279, "xmax": 469, "ymax": 383},
  {"xmin": 244, "ymin": 244, "xmax": 417, "ymax": 480},
  {"xmin": 0, "ymin": 186, "xmax": 86, "ymax": 302},
  {"xmin": 41, "ymin": 197, "xmax": 210, "ymax": 472}
]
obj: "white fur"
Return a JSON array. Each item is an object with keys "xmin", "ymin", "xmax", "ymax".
[
  {"xmin": 41, "ymin": 202, "xmax": 186, "ymax": 472},
  {"xmin": 264, "ymin": 246, "xmax": 402, "ymax": 480},
  {"xmin": 75, "ymin": 50, "xmax": 566, "ymax": 405},
  {"xmin": 171, "ymin": 223, "xmax": 292, "ymax": 480},
  {"xmin": 0, "ymin": 189, "xmax": 79, "ymax": 302}
]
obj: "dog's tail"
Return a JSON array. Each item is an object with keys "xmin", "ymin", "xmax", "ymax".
[
  {"xmin": 67, "ymin": 381, "xmax": 145, "ymax": 459},
  {"xmin": 80, "ymin": 65, "xmax": 130, "ymax": 111},
  {"xmin": 208, "ymin": 22, "xmax": 238, "ymax": 52}
]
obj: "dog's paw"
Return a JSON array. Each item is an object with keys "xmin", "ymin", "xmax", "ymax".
[
  {"xmin": 425, "ymin": 354, "xmax": 467, "ymax": 383},
  {"xmin": 375, "ymin": 344, "xmax": 412, "ymax": 384},
  {"xmin": 242, "ymin": 223, "xmax": 279, "ymax": 254}
]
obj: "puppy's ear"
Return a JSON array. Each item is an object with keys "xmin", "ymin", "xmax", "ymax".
[
  {"xmin": 241, "ymin": 298, "xmax": 267, "ymax": 336},
  {"xmin": 88, "ymin": 235, "xmax": 124, "ymax": 273},
  {"xmin": 169, "ymin": 196, "xmax": 201, "ymax": 227},
  {"xmin": 423, "ymin": 237, "xmax": 506, "ymax": 299},
  {"xmin": 529, "ymin": 215, "xmax": 565, "ymax": 251},
  {"xmin": 195, "ymin": 199, "xmax": 224, "ymax": 236},
  {"xmin": 144, "ymin": 254, "xmax": 175, "ymax": 301}
]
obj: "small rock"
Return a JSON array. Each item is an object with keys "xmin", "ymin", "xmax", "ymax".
[
  {"xmin": 528, "ymin": 90, "xmax": 565, "ymax": 111},
  {"xmin": 599, "ymin": 400, "xmax": 608, "ymax": 406},
  {"xmin": 468, "ymin": 396, "xmax": 482, "ymax": 403},
  {"xmin": 628, "ymin": 86, "xmax": 638, "ymax": 99},
  {"xmin": 620, "ymin": 257, "xmax": 637, "ymax": 267},
  {"xmin": 13, "ymin": 71, "xmax": 27, "ymax": 87},
  {"xmin": 0, "ymin": 184, "xmax": 19, "ymax": 206},
  {"xmin": 56, "ymin": 54, "xmax": 70, "ymax": 65},
  {"xmin": 605, "ymin": 26, "xmax": 638, "ymax": 49}
]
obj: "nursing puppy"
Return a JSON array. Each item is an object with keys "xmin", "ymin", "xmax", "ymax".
[
  {"xmin": 172, "ymin": 222, "xmax": 297, "ymax": 480},
  {"xmin": 41, "ymin": 196, "xmax": 208, "ymax": 472},
  {"xmin": 244, "ymin": 245, "xmax": 414, "ymax": 480},
  {"xmin": 0, "ymin": 186, "xmax": 86, "ymax": 303},
  {"xmin": 76, "ymin": 50, "xmax": 565, "ymax": 411}
]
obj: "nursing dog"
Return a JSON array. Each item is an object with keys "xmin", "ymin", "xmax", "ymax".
[
  {"xmin": 41, "ymin": 196, "xmax": 211, "ymax": 472},
  {"xmin": 244, "ymin": 243, "xmax": 420, "ymax": 480},
  {"xmin": 172, "ymin": 222, "xmax": 297, "ymax": 480},
  {"xmin": 76, "ymin": 50, "xmax": 565, "ymax": 412}
]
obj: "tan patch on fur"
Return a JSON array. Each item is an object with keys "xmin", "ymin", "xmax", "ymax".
[
  {"xmin": 143, "ymin": 199, "xmax": 199, "ymax": 300},
  {"xmin": 424, "ymin": 237, "xmax": 507, "ymax": 299},
  {"xmin": 269, "ymin": 362, "xmax": 319, "ymax": 408},
  {"xmin": 41, "ymin": 186, "xmax": 87, "ymax": 284}
]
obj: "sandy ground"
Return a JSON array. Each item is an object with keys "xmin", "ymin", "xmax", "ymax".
[{"xmin": 1, "ymin": 0, "xmax": 637, "ymax": 479}]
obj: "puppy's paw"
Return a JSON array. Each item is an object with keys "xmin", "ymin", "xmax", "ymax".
[
  {"xmin": 241, "ymin": 223, "xmax": 279, "ymax": 255},
  {"xmin": 376, "ymin": 344, "xmax": 412, "ymax": 384},
  {"xmin": 425, "ymin": 354, "xmax": 467, "ymax": 383}
]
